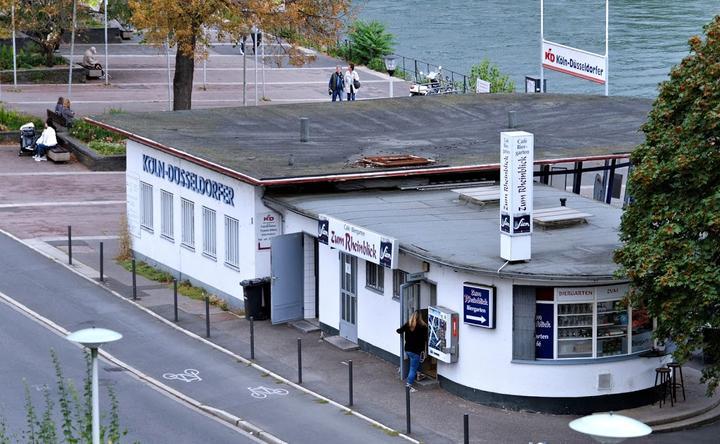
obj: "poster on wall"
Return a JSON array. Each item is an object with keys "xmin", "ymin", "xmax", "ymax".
[
  {"xmin": 256, "ymin": 211, "xmax": 282, "ymax": 250},
  {"xmin": 463, "ymin": 284, "xmax": 496, "ymax": 329},
  {"xmin": 427, "ymin": 306, "xmax": 459, "ymax": 363},
  {"xmin": 317, "ymin": 215, "xmax": 398, "ymax": 269},
  {"xmin": 125, "ymin": 178, "xmax": 140, "ymax": 238},
  {"xmin": 535, "ymin": 303, "xmax": 554, "ymax": 359}
]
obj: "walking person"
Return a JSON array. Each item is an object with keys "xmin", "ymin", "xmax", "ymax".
[
  {"xmin": 344, "ymin": 63, "xmax": 360, "ymax": 101},
  {"xmin": 34, "ymin": 119, "xmax": 58, "ymax": 162},
  {"xmin": 328, "ymin": 66, "xmax": 345, "ymax": 102},
  {"xmin": 396, "ymin": 310, "xmax": 428, "ymax": 392}
]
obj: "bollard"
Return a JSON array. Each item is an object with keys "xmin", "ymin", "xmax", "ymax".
[
  {"xmin": 67, "ymin": 226, "xmax": 72, "ymax": 265},
  {"xmin": 349, "ymin": 360, "xmax": 354, "ymax": 406},
  {"xmin": 99, "ymin": 242, "xmax": 104, "ymax": 281},
  {"xmin": 464, "ymin": 414, "xmax": 469, "ymax": 444},
  {"xmin": 508, "ymin": 110, "xmax": 517, "ymax": 129},
  {"xmin": 297, "ymin": 338, "xmax": 303, "ymax": 384},
  {"xmin": 250, "ymin": 316, "xmax": 255, "ymax": 359},
  {"xmin": 173, "ymin": 279, "xmax": 178, "ymax": 322},
  {"xmin": 205, "ymin": 295, "xmax": 210, "ymax": 338},
  {"xmin": 131, "ymin": 258, "xmax": 137, "ymax": 300},
  {"xmin": 405, "ymin": 384, "xmax": 411, "ymax": 434}
]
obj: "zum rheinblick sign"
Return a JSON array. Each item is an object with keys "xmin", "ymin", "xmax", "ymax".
[
  {"xmin": 500, "ymin": 132, "xmax": 534, "ymax": 237},
  {"xmin": 318, "ymin": 215, "xmax": 398, "ymax": 269}
]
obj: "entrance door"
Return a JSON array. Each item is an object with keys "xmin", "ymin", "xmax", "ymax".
[
  {"xmin": 270, "ymin": 233, "xmax": 304, "ymax": 324},
  {"xmin": 401, "ymin": 280, "xmax": 438, "ymax": 379},
  {"xmin": 339, "ymin": 253, "xmax": 358, "ymax": 342}
]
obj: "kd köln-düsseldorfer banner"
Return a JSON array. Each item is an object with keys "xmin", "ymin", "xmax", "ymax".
[{"xmin": 542, "ymin": 40, "xmax": 607, "ymax": 84}]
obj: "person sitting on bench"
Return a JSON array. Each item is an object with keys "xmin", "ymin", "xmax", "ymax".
[
  {"xmin": 54, "ymin": 97, "xmax": 64, "ymax": 114},
  {"xmin": 61, "ymin": 98, "xmax": 75, "ymax": 127},
  {"xmin": 34, "ymin": 119, "xmax": 58, "ymax": 162},
  {"xmin": 82, "ymin": 46, "xmax": 105, "ymax": 78}
]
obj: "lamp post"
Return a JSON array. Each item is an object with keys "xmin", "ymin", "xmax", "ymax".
[
  {"xmin": 569, "ymin": 412, "xmax": 652, "ymax": 444},
  {"xmin": 67, "ymin": 327, "xmax": 123, "ymax": 444},
  {"xmin": 384, "ymin": 55, "xmax": 397, "ymax": 98}
]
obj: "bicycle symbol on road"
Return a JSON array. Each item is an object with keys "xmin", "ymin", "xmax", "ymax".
[
  {"xmin": 248, "ymin": 386, "xmax": 289, "ymax": 399},
  {"xmin": 162, "ymin": 369, "xmax": 202, "ymax": 383}
]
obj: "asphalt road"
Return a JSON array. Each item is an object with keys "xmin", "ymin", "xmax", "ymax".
[
  {"xmin": 0, "ymin": 232, "xmax": 404, "ymax": 443},
  {"xmin": 0, "ymin": 298, "xmax": 257, "ymax": 443}
]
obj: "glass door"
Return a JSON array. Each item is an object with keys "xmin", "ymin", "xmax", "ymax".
[{"xmin": 339, "ymin": 253, "xmax": 358, "ymax": 343}]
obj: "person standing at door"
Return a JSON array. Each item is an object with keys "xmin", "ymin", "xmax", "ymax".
[{"xmin": 396, "ymin": 311, "xmax": 427, "ymax": 392}]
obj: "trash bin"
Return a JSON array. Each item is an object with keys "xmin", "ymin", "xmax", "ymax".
[{"xmin": 240, "ymin": 277, "xmax": 271, "ymax": 321}]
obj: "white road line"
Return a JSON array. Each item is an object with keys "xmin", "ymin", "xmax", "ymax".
[
  {"xmin": 0, "ymin": 200, "xmax": 125, "ymax": 209},
  {"xmin": 0, "ymin": 171, "xmax": 124, "ymax": 177},
  {"xmin": 0, "ymin": 228, "xmax": 417, "ymax": 444},
  {"xmin": 0, "ymin": 290, "xmax": 268, "ymax": 444}
]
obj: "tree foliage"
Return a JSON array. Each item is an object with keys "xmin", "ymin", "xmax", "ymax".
[
  {"xmin": 129, "ymin": 0, "xmax": 350, "ymax": 110},
  {"xmin": 345, "ymin": 20, "xmax": 394, "ymax": 66},
  {"xmin": 0, "ymin": 0, "xmax": 83, "ymax": 66},
  {"xmin": 468, "ymin": 59, "xmax": 515, "ymax": 93},
  {"xmin": 615, "ymin": 15, "xmax": 720, "ymax": 394}
]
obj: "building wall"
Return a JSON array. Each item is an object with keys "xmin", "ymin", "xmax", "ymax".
[{"xmin": 126, "ymin": 141, "xmax": 258, "ymax": 303}]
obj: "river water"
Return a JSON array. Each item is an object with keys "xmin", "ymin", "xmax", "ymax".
[{"xmin": 356, "ymin": 0, "xmax": 717, "ymax": 97}]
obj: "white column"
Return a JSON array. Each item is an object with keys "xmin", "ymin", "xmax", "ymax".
[
  {"xmin": 254, "ymin": 28, "xmax": 258, "ymax": 105},
  {"xmin": 165, "ymin": 40, "xmax": 172, "ymax": 110},
  {"xmin": 539, "ymin": 0, "xmax": 544, "ymax": 93},
  {"xmin": 104, "ymin": 0, "xmax": 108, "ymax": 85},
  {"xmin": 91, "ymin": 348, "xmax": 100, "ymax": 444},
  {"xmin": 261, "ymin": 30, "xmax": 266, "ymax": 99},
  {"xmin": 68, "ymin": 0, "xmax": 78, "ymax": 98},
  {"xmin": 604, "ymin": 0, "xmax": 609, "ymax": 97},
  {"xmin": 389, "ymin": 78, "xmax": 393, "ymax": 98},
  {"xmin": 11, "ymin": 2, "xmax": 17, "ymax": 87}
]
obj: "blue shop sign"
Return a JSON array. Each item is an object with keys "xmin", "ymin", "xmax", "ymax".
[
  {"xmin": 535, "ymin": 303, "xmax": 554, "ymax": 359},
  {"xmin": 463, "ymin": 284, "xmax": 495, "ymax": 329},
  {"xmin": 142, "ymin": 154, "xmax": 235, "ymax": 206}
]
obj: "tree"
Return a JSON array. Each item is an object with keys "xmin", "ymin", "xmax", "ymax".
[
  {"xmin": 0, "ymin": 0, "xmax": 81, "ymax": 66},
  {"xmin": 129, "ymin": 0, "xmax": 350, "ymax": 110},
  {"xmin": 468, "ymin": 59, "xmax": 515, "ymax": 93},
  {"xmin": 345, "ymin": 20, "xmax": 394, "ymax": 66},
  {"xmin": 614, "ymin": 15, "xmax": 720, "ymax": 394}
]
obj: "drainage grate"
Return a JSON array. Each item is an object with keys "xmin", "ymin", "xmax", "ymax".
[{"xmin": 103, "ymin": 366, "xmax": 125, "ymax": 373}]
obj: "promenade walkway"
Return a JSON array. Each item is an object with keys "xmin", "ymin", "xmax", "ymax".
[{"xmin": 1, "ymin": 38, "xmax": 407, "ymax": 118}]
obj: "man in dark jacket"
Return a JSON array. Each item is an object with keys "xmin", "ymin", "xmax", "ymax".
[{"xmin": 329, "ymin": 66, "xmax": 345, "ymax": 102}]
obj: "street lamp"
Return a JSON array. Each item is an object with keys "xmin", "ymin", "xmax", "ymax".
[
  {"xmin": 67, "ymin": 327, "xmax": 123, "ymax": 444},
  {"xmin": 569, "ymin": 412, "xmax": 652, "ymax": 444},
  {"xmin": 384, "ymin": 55, "xmax": 397, "ymax": 98}
]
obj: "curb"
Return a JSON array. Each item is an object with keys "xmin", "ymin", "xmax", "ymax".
[
  {"xmin": 651, "ymin": 399, "xmax": 720, "ymax": 433},
  {"xmin": 1, "ymin": 229, "xmax": 418, "ymax": 444}
]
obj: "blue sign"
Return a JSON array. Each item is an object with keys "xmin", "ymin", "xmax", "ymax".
[
  {"xmin": 142, "ymin": 154, "xmax": 235, "ymax": 206},
  {"xmin": 463, "ymin": 284, "xmax": 495, "ymax": 329},
  {"xmin": 535, "ymin": 303, "xmax": 554, "ymax": 359}
]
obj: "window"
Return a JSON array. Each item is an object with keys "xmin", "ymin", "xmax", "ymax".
[
  {"xmin": 140, "ymin": 181, "xmax": 153, "ymax": 232},
  {"xmin": 202, "ymin": 206, "xmax": 216, "ymax": 258},
  {"xmin": 181, "ymin": 198, "xmax": 195, "ymax": 249},
  {"xmin": 527, "ymin": 286, "xmax": 653, "ymax": 360},
  {"xmin": 392, "ymin": 269, "xmax": 408, "ymax": 299},
  {"xmin": 160, "ymin": 190, "xmax": 174, "ymax": 240},
  {"xmin": 365, "ymin": 261, "xmax": 384, "ymax": 292},
  {"xmin": 224, "ymin": 216, "xmax": 240, "ymax": 268}
]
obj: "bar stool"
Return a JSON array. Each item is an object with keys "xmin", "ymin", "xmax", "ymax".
[
  {"xmin": 667, "ymin": 362, "xmax": 686, "ymax": 402},
  {"xmin": 654, "ymin": 367, "xmax": 673, "ymax": 407}
]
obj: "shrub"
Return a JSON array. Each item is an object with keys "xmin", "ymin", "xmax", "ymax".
[
  {"xmin": 0, "ymin": 106, "xmax": 43, "ymax": 131},
  {"xmin": 88, "ymin": 140, "xmax": 126, "ymax": 156},
  {"xmin": 0, "ymin": 44, "xmax": 65, "ymax": 70},
  {"xmin": 69, "ymin": 120, "xmax": 124, "ymax": 144},
  {"xmin": 468, "ymin": 59, "xmax": 516, "ymax": 93},
  {"xmin": 346, "ymin": 20, "xmax": 394, "ymax": 66}
]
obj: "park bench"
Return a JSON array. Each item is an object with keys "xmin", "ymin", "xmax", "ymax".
[
  {"xmin": 47, "ymin": 146, "xmax": 71, "ymax": 163},
  {"xmin": 77, "ymin": 62, "xmax": 103, "ymax": 80},
  {"xmin": 46, "ymin": 109, "xmax": 74, "ymax": 129}
]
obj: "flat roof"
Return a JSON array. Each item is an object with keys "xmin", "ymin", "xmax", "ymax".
[
  {"xmin": 267, "ymin": 185, "xmax": 625, "ymax": 282},
  {"xmin": 89, "ymin": 94, "xmax": 651, "ymax": 185}
]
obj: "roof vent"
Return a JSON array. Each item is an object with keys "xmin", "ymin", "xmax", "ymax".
[
  {"xmin": 360, "ymin": 155, "xmax": 434, "ymax": 168},
  {"xmin": 533, "ymin": 206, "xmax": 592, "ymax": 229},
  {"xmin": 452, "ymin": 186, "xmax": 500, "ymax": 205}
]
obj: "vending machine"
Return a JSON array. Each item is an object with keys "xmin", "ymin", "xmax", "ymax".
[{"xmin": 427, "ymin": 306, "xmax": 459, "ymax": 363}]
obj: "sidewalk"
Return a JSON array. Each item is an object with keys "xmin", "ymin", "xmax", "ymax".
[
  {"xmin": 37, "ymin": 236, "xmax": 720, "ymax": 443},
  {"xmin": 2, "ymin": 39, "xmax": 409, "ymax": 117}
]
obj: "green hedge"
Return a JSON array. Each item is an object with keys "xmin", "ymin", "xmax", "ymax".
[
  {"xmin": 69, "ymin": 120, "xmax": 124, "ymax": 144},
  {"xmin": 0, "ymin": 44, "xmax": 65, "ymax": 70},
  {"xmin": 0, "ymin": 106, "xmax": 43, "ymax": 131},
  {"xmin": 88, "ymin": 140, "xmax": 126, "ymax": 156}
]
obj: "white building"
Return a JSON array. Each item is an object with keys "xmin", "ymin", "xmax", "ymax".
[{"xmin": 92, "ymin": 94, "xmax": 665, "ymax": 413}]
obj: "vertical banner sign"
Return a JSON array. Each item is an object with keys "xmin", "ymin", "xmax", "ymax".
[
  {"xmin": 462, "ymin": 284, "xmax": 496, "ymax": 329},
  {"xmin": 500, "ymin": 131, "xmax": 534, "ymax": 261},
  {"xmin": 535, "ymin": 303, "xmax": 554, "ymax": 359}
]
